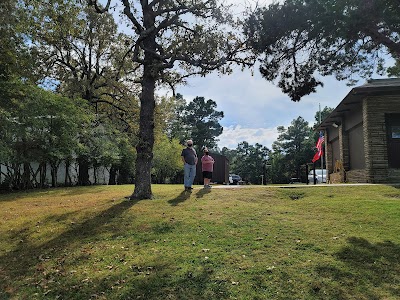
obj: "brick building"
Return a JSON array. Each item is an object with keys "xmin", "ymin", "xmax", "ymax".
[{"xmin": 318, "ymin": 78, "xmax": 400, "ymax": 183}]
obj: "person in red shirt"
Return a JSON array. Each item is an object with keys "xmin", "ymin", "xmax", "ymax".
[{"xmin": 201, "ymin": 148, "xmax": 215, "ymax": 188}]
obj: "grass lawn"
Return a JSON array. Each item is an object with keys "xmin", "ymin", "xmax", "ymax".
[{"xmin": 0, "ymin": 184, "xmax": 400, "ymax": 299}]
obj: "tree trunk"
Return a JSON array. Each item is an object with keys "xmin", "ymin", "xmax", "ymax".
[
  {"xmin": 130, "ymin": 72, "xmax": 156, "ymax": 199},
  {"xmin": 50, "ymin": 162, "xmax": 59, "ymax": 187},
  {"xmin": 10, "ymin": 163, "xmax": 18, "ymax": 189},
  {"xmin": 108, "ymin": 164, "xmax": 117, "ymax": 185},
  {"xmin": 22, "ymin": 162, "xmax": 32, "ymax": 190},
  {"xmin": 126, "ymin": 5, "xmax": 159, "ymax": 199},
  {"xmin": 64, "ymin": 159, "xmax": 72, "ymax": 186},
  {"xmin": 39, "ymin": 162, "xmax": 47, "ymax": 188},
  {"xmin": 77, "ymin": 155, "xmax": 91, "ymax": 186},
  {"xmin": 51, "ymin": 167, "xmax": 56, "ymax": 187}
]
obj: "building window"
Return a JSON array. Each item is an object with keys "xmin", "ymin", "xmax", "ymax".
[{"xmin": 391, "ymin": 125, "xmax": 400, "ymax": 139}]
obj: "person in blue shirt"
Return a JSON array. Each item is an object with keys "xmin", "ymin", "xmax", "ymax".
[{"xmin": 181, "ymin": 139, "xmax": 198, "ymax": 191}]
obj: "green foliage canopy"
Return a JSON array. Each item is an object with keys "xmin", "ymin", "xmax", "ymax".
[
  {"xmin": 0, "ymin": 81, "xmax": 92, "ymax": 188},
  {"xmin": 245, "ymin": 0, "xmax": 400, "ymax": 101},
  {"xmin": 181, "ymin": 96, "xmax": 224, "ymax": 151},
  {"xmin": 232, "ymin": 141, "xmax": 270, "ymax": 184},
  {"xmin": 152, "ymin": 136, "xmax": 183, "ymax": 184},
  {"xmin": 272, "ymin": 117, "xmax": 314, "ymax": 180}
]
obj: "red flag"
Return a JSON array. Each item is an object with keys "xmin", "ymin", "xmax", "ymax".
[{"xmin": 312, "ymin": 131, "xmax": 325, "ymax": 163}]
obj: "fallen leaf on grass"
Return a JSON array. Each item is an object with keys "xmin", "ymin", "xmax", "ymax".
[
  {"xmin": 36, "ymin": 264, "xmax": 45, "ymax": 272},
  {"xmin": 38, "ymin": 254, "xmax": 51, "ymax": 261},
  {"xmin": 266, "ymin": 266, "xmax": 275, "ymax": 272}
]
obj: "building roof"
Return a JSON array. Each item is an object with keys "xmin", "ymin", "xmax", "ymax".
[{"xmin": 317, "ymin": 78, "xmax": 400, "ymax": 130}]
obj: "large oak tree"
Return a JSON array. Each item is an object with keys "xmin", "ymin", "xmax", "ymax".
[{"xmin": 88, "ymin": 0, "xmax": 252, "ymax": 199}]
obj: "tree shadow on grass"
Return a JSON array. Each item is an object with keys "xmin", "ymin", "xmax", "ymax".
[
  {"xmin": 386, "ymin": 185, "xmax": 400, "ymax": 199},
  {"xmin": 0, "ymin": 199, "xmax": 139, "ymax": 297},
  {"xmin": 117, "ymin": 265, "xmax": 230, "ymax": 300},
  {"xmin": 0, "ymin": 186, "xmax": 113, "ymax": 202},
  {"xmin": 313, "ymin": 237, "xmax": 400, "ymax": 299},
  {"xmin": 195, "ymin": 188, "xmax": 211, "ymax": 198},
  {"xmin": 1, "ymin": 192, "xmax": 228, "ymax": 299},
  {"xmin": 168, "ymin": 190, "xmax": 191, "ymax": 206}
]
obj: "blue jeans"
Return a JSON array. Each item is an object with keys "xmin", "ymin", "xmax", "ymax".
[{"xmin": 184, "ymin": 163, "xmax": 196, "ymax": 188}]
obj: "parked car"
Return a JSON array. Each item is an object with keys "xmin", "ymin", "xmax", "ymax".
[
  {"xmin": 229, "ymin": 174, "xmax": 242, "ymax": 185},
  {"xmin": 308, "ymin": 169, "xmax": 327, "ymax": 183}
]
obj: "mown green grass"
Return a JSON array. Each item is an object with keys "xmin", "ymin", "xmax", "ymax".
[{"xmin": 0, "ymin": 184, "xmax": 399, "ymax": 299}]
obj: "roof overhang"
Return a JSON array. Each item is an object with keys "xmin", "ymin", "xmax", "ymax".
[{"xmin": 317, "ymin": 79, "xmax": 400, "ymax": 131}]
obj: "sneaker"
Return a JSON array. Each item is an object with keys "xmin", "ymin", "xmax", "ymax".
[{"xmin": 207, "ymin": 184, "xmax": 212, "ymax": 188}]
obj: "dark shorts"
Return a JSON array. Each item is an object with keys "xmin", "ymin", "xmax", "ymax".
[{"xmin": 202, "ymin": 171, "xmax": 213, "ymax": 179}]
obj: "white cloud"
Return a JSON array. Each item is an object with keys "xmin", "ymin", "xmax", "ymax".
[{"xmin": 218, "ymin": 125, "xmax": 280, "ymax": 149}]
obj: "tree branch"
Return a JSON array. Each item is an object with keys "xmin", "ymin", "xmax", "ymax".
[
  {"xmin": 91, "ymin": 97, "xmax": 128, "ymax": 113},
  {"xmin": 121, "ymin": 0, "xmax": 144, "ymax": 33},
  {"xmin": 364, "ymin": 25, "xmax": 400, "ymax": 58},
  {"xmin": 87, "ymin": 0, "xmax": 112, "ymax": 13}
]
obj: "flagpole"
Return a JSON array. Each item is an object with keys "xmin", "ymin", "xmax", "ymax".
[{"xmin": 319, "ymin": 103, "xmax": 324, "ymax": 182}]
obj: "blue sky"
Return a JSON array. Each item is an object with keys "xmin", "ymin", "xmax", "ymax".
[{"xmin": 177, "ymin": 65, "xmax": 353, "ymax": 150}]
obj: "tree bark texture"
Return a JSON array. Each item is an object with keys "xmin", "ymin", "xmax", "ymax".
[
  {"xmin": 77, "ymin": 155, "xmax": 91, "ymax": 186},
  {"xmin": 108, "ymin": 164, "xmax": 117, "ymax": 185},
  {"xmin": 130, "ymin": 8, "xmax": 157, "ymax": 199},
  {"xmin": 22, "ymin": 162, "xmax": 32, "ymax": 190},
  {"xmin": 130, "ymin": 69, "xmax": 156, "ymax": 199}
]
